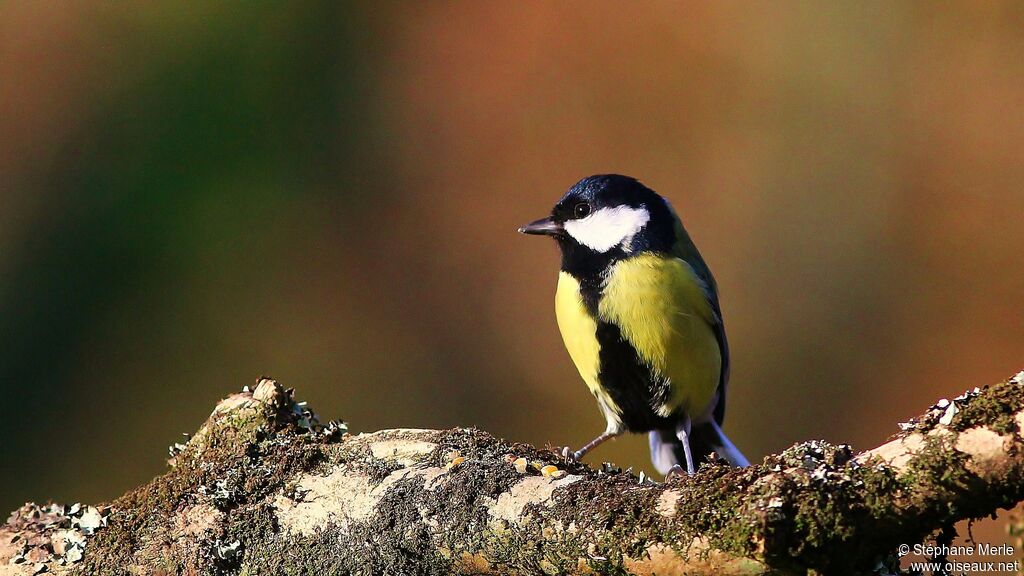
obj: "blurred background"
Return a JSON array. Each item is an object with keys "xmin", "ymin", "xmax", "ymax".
[{"xmin": 2, "ymin": 0, "xmax": 1023, "ymax": 551}]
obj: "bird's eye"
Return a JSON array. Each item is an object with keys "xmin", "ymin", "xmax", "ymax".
[{"xmin": 573, "ymin": 203, "xmax": 591, "ymax": 219}]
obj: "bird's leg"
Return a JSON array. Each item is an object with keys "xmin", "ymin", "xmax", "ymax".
[
  {"xmin": 675, "ymin": 418, "xmax": 696, "ymax": 475},
  {"xmin": 566, "ymin": 431, "xmax": 619, "ymax": 462}
]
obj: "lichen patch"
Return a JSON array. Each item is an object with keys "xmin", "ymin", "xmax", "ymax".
[
  {"xmin": 858, "ymin": 432, "xmax": 925, "ymax": 469},
  {"xmin": 420, "ymin": 467, "xmax": 449, "ymax": 490},
  {"xmin": 209, "ymin": 393, "xmax": 258, "ymax": 416},
  {"xmin": 174, "ymin": 504, "xmax": 224, "ymax": 538},
  {"xmin": 487, "ymin": 475, "xmax": 581, "ymax": 525},
  {"xmin": 357, "ymin": 428, "xmax": 434, "ymax": 439},
  {"xmin": 657, "ymin": 489, "xmax": 682, "ymax": 517},
  {"xmin": 956, "ymin": 427, "xmax": 1009, "ymax": 472},
  {"xmin": 370, "ymin": 440, "xmax": 438, "ymax": 467},
  {"xmin": 274, "ymin": 464, "xmax": 449, "ymax": 536},
  {"xmin": 274, "ymin": 469, "xmax": 372, "ymax": 536}
]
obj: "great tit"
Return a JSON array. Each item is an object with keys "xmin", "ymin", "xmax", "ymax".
[{"xmin": 520, "ymin": 174, "xmax": 748, "ymax": 475}]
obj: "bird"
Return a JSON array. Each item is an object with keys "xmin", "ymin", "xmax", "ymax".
[{"xmin": 519, "ymin": 174, "xmax": 748, "ymax": 475}]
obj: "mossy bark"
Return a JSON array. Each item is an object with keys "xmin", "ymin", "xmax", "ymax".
[{"xmin": 3, "ymin": 372, "xmax": 1024, "ymax": 575}]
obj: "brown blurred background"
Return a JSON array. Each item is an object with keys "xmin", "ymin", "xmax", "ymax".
[{"xmin": 2, "ymin": 0, "xmax": 1022, "ymax": 549}]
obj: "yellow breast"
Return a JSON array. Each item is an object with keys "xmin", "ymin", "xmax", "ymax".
[
  {"xmin": 554, "ymin": 253, "xmax": 721, "ymax": 421},
  {"xmin": 599, "ymin": 253, "xmax": 721, "ymax": 418},
  {"xmin": 555, "ymin": 272, "xmax": 606, "ymax": 396}
]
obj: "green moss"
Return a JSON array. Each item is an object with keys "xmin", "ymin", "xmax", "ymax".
[
  {"xmin": 950, "ymin": 379, "xmax": 1024, "ymax": 435},
  {"xmin": 729, "ymin": 441, "xmax": 909, "ymax": 574},
  {"xmin": 903, "ymin": 434, "xmax": 971, "ymax": 492},
  {"xmin": 673, "ymin": 462, "xmax": 761, "ymax": 556}
]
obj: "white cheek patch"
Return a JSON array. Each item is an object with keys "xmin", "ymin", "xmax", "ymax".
[{"xmin": 563, "ymin": 206, "xmax": 650, "ymax": 253}]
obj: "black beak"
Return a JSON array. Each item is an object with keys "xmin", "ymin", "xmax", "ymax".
[{"xmin": 518, "ymin": 217, "xmax": 563, "ymax": 236}]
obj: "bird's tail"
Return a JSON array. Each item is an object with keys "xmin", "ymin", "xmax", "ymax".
[{"xmin": 648, "ymin": 420, "xmax": 749, "ymax": 475}]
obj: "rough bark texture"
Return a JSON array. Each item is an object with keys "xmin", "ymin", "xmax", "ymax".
[{"xmin": 3, "ymin": 371, "xmax": 1024, "ymax": 575}]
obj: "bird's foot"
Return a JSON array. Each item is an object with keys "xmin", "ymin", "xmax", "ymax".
[
  {"xmin": 664, "ymin": 464, "xmax": 692, "ymax": 482},
  {"xmin": 553, "ymin": 446, "xmax": 583, "ymax": 463},
  {"xmin": 557, "ymin": 444, "xmax": 581, "ymax": 461}
]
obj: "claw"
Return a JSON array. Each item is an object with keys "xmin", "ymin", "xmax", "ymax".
[
  {"xmin": 554, "ymin": 446, "xmax": 588, "ymax": 464},
  {"xmin": 664, "ymin": 464, "xmax": 687, "ymax": 482}
]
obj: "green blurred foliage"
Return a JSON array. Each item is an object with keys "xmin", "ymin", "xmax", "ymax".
[{"xmin": 2, "ymin": 1, "xmax": 1023, "ymax": 548}]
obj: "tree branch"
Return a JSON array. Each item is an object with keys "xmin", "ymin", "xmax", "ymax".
[{"xmin": 4, "ymin": 372, "xmax": 1024, "ymax": 575}]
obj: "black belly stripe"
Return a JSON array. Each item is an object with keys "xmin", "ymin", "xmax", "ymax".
[{"xmin": 595, "ymin": 321, "xmax": 678, "ymax": 432}]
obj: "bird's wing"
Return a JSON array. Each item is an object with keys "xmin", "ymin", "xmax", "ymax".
[{"xmin": 669, "ymin": 219, "xmax": 729, "ymax": 425}]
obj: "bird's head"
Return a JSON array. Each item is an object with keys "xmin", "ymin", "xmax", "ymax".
[{"xmin": 520, "ymin": 174, "xmax": 678, "ymax": 272}]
